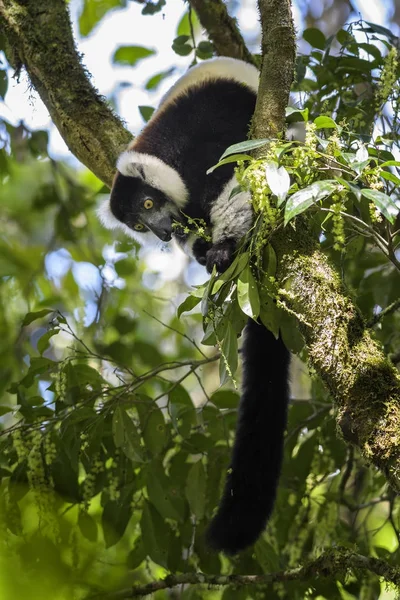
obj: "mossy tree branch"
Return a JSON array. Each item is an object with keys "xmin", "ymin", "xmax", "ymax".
[
  {"xmin": 187, "ymin": 0, "xmax": 256, "ymax": 65},
  {"xmin": 0, "ymin": 0, "xmax": 132, "ymax": 187},
  {"xmin": 254, "ymin": 0, "xmax": 296, "ymax": 140},
  {"xmin": 90, "ymin": 548, "xmax": 400, "ymax": 598},
  {"xmin": 253, "ymin": 0, "xmax": 400, "ymax": 490}
]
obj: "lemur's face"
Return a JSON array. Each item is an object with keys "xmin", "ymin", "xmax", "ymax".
[{"xmin": 104, "ymin": 172, "xmax": 181, "ymax": 242}]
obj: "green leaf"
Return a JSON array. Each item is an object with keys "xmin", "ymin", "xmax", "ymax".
[
  {"xmin": 140, "ymin": 501, "xmax": 169, "ymax": 567},
  {"xmin": 206, "ymin": 153, "xmax": 252, "ymax": 174},
  {"xmin": 380, "ymin": 170, "xmax": 400, "ymax": 185},
  {"xmin": 219, "ymin": 139, "xmax": 270, "ymax": 161},
  {"xmin": 172, "ymin": 37, "xmax": 193, "ymax": 56},
  {"xmin": 286, "ymin": 106, "xmax": 309, "ymax": 121},
  {"xmin": 112, "ymin": 45, "xmax": 156, "ymax": 66},
  {"xmin": 112, "ymin": 406, "xmax": 144, "ymax": 462},
  {"xmin": 127, "ymin": 538, "xmax": 146, "ymax": 570},
  {"xmin": 173, "ymin": 35, "xmax": 190, "ymax": 45},
  {"xmin": 0, "ymin": 69, "xmax": 8, "ymax": 99},
  {"xmin": 78, "ymin": 511, "xmax": 98, "ymax": 542},
  {"xmin": 361, "ymin": 189, "xmax": 399, "ymax": 224},
  {"xmin": 303, "ymin": 28, "xmax": 326, "ymax": 50},
  {"xmin": 177, "ymin": 294, "xmax": 202, "ymax": 318},
  {"xmin": 280, "ymin": 312, "xmax": 304, "ymax": 354},
  {"xmin": 169, "ymin": 385, "xmax": 196, "ymax": 438},
  {"xmin": 145, "ymin": 68, "xmax": 175, "ymax": 91},
  {"xmin": 177, "ymin": 10, "xmax": 200, "ymax": 36},
  {"xmin": 196, "ymin": 41, "xmax": 214, "ymax": 60},
  {"xmin": 237, "ymin": 267, "xmax": 260, "ymax": 319},
  {"xmin": 364, "ymin": 21, "xmax": 397, "ymax": 42},
  {"xmin": 0, "ymin": 405, "xmax": 14, "ymax": 416},
  {"xmin": 314, "ymin": 116, "xmax": 337, "ymax": 129},
  {"xmin": 146, "ymin": 465, "xmax": 181, "ymax": 521},
  {"xmin": 37, "ymin": 329, "xmax": 58, "ymax": 355},
  {"xmin": 255, "ymin": 538, "xmax": 280, "ymax": 572},
  {"xmin": 259, "ymin": 298, "xmax": 280, "ymax": 339},
  {"xmin": 138, "ymin": 105, "xmax": 155, "ymax": 122},
  {"xmin": 219, "ymin": 251, "xmax": 249, "ymax": 282},
  {"xmin": 22, "ymin": 309, "xmax": 54, "ymax": 327},
  {"xmin": 210, "ymin": 389, "xmax": 240, "ymax": 409},
  {"xmin": 79, "ymin": 0, "xmax": 125, "ymax": 37},
  {"xmin": 185, "ymin": 460, "xmax": 206, "ymax": 519},
  {"xmin": 141, "ymin": 0, "xmax": 165, "ymax": 15},
  {"xmin": 220, "ymin": 321, "xmax": 238, "ymax": 384},
  {"xmin": 102, "ymin": 496, "xmax": 133, "ymax": 548},
  {"xmin": 284, "ymin": 181, "xmax": 336, "ymax": 225},
  {"xmin": 267, "ymin": 244, "xmax": 277, "ymax": 277},
  {"xmin": 141, "ymin": 408, "xmax": 167, "ymax": 456}
]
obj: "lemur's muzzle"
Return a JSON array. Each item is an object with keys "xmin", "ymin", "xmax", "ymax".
[{"xmin": 143, "ymin": 213, "xmax": 173, "ymax": 242}]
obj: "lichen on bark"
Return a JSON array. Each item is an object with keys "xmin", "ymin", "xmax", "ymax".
[{"xmin": 274, "ymin": 226, "xmax": 400, "ymax": 491}]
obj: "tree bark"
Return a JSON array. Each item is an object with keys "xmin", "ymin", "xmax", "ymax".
[
  {"xmin": 187, "ymin": 0, "xmax": 256, "ymax": 65},
  {"xmin": 253, "ymin": 0, "xmax": 400, "ymax": 490}
]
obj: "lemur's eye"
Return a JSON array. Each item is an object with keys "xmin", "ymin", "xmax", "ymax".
[
  {"xmin": 144, "ymin": 198, "xmax": 153, "ymax": 209},
  {"xmin": 134, "ymin": 224, "xmax": 144, "ymax": 231}
]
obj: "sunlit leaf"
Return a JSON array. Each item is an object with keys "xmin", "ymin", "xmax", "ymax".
[
  {"xmin": 284, "ymin": 180, "xmax": 336, "ymax": 224},
  {"xmin": 112, "ymin": 45, "xmax": 156, "ymax": 66},
  {"xmin": 265, "ymin": 161, "xmax": 290, "ymax": 205}
]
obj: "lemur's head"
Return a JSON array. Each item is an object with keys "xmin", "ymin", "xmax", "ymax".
[{"xmin": 98, "ymin": 150, "xmax": 189, "ymax": 243}]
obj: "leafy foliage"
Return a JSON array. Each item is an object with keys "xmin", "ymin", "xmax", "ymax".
[{"xmin": 0, "ymin": 10, "xmax": 400, "ymax": 600}]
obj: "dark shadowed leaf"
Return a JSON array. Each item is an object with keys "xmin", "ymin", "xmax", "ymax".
[
  {"xmin": 303, "ymin": 28, "xmax": 326, "ymax": 50},
  {"xmin": 78, "ymin": 511, "xmax": 98, "ymax": 542},
  {"xmin": 361, "ymin": 189, "xmax": 399, "ymax": 223},
  {"xmin": 140, "ymin": 501, "xmax": 169, "ymax": 567},
  {"xmin": 185, "ymin": 460, "xmax": 206, "ymax": 519},
  {"xmin": 138, "ymin": 105, "xmax": 155, "ymax": 122}
]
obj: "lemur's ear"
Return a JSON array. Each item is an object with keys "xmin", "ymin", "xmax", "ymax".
[{"xmin": 116, "ymin": 152, "xmax": 145, "ymax": 179}]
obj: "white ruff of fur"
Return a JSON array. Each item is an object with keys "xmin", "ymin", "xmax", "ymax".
[
  {"xmin": 157, "ymin": 57, "xmax": 259, "ymax": 111},
  {"xmin": 96, "ymin": 197, "xmax": 158, "ymax": 244},
  {"xmin": 116, "ymin": 151, "xmax": 189, "ymax": 208},
  {"xmin": 210, "ymin": 175, "xmax": 254, "ymax": 244}
]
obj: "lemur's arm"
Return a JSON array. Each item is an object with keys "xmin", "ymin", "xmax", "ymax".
[{"xmin": 205, "ymin": 177, "xmax": 253, "ymax": 273}]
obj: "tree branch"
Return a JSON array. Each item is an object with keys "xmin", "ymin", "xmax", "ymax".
[
  {"xmin": 187, "ymin": 0, "xmax": 256, "ymax": 65},
  {"xmin": 253, "ymin": 0, "xmax": 296, "ymax": 140},
  {"xmin": 0, "ymin": 0, "xmax": 131, "ymax": 187},
  {"xmin": 252, "ymin": 0, "xmax": 400, "ymax": 493},
  {"xmin": 89, "ymin": 548, "xmax": 400, "ymax": 599}
]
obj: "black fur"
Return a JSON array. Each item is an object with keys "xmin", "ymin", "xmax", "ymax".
[
  {"xmin": 133, "ymin": 81, "xmax": 256, "ymax": 221},
  {"xmin": 207, "ymin": 319, "xmax": 290, "ymax": 554},
  {"xmin": 103, "ymin": 60, "xmax": 292, "ymax": 554}
]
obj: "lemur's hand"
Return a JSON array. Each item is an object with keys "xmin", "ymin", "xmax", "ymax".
[
  {"xmin": 192, "ymin": 237, "xmax": 213, "ymax": 266},
  {"xmin": 206, "ymin": 239, "xmax": 236, "ymax": 274}
]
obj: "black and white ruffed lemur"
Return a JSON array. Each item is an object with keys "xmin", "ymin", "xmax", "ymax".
[{"xmin": 98, "ymin": 57, "xmax": 290, "ymax": 555}]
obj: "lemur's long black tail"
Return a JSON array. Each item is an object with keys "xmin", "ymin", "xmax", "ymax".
[{"xmin": 206, "ymin": 318, "xmax": 290, "ymax": 554}]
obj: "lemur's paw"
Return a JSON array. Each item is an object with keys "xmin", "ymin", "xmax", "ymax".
[
  {"xmin": 206, "ymin": 239, "xmax": 236, "ymax": 274},
  {"xmin": 192, "ymin": 237, "xmax": 212, "ymax": 266}
]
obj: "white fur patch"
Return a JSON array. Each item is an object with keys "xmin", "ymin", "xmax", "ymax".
[
  {"xmin": 158, "ymin": 57, "xmax": 259, "ymax": 111},
  {"xmin": 117, "ymin": 150, "xmax": 188, "ymax": 209},
  {"xmin": 210, "ymin": 175, "xmax": 254, "ymax": 244}
]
